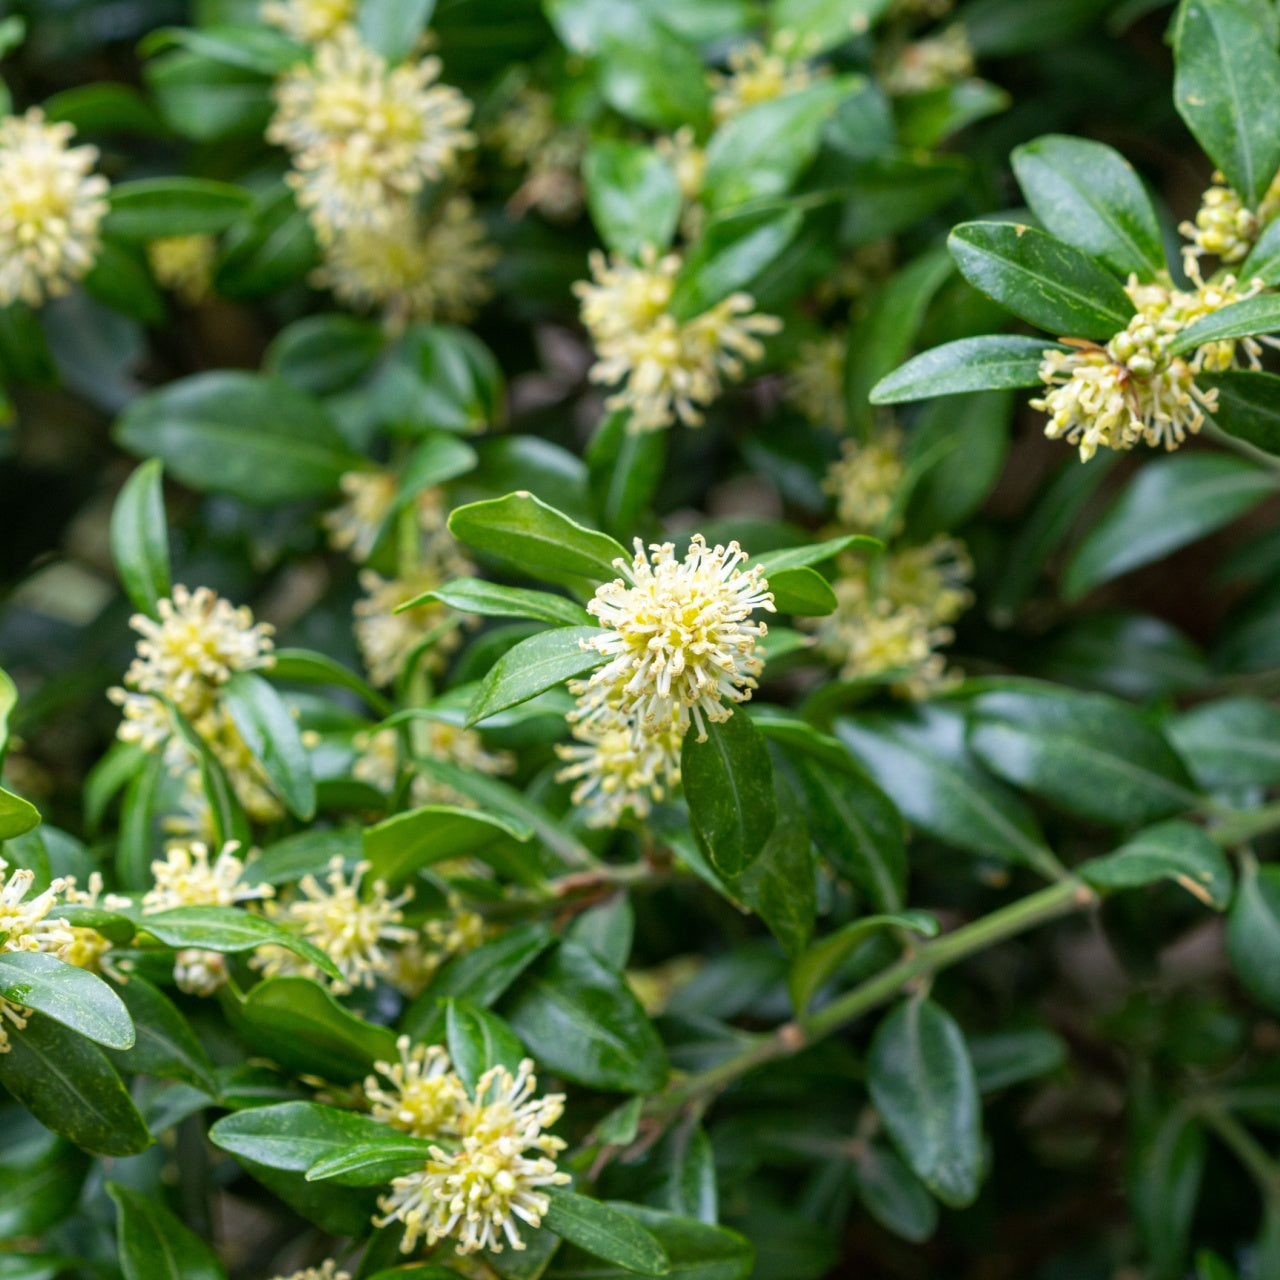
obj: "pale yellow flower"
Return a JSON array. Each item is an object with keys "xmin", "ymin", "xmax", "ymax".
[
  {"xmin": 254, "ymin": 857, "xmax": 415, "ymax": 993},
  {"xmin": 61, "ymin": 872, "xmax": 131, "ymax": 979},
  {"xmin": 365, "ymin": 1035, "xmax": 468, "ymax": 1138},
  {"xmin": 260, "ymin": 0, "xmax": 355, "ymax": 43},
  {"xmin": 787, "ymin": 334, "xmax": 846, "ymax": 428},
  {"xmin": 354, "ymin": 568, "xmax": 466, "ymax": 688},
  {"xmin": 375, "ymin": 1059, "xmax": 570, "ymax": 1255},
  {"xmin": 142, "ymin": 840, "xmax": 272, "ymax": 913},
  {"xmin": 313, "ymin": 194, "xmax": 497, "ymax": 330},
  {"xmin": 825, "ymin": 429, "xmax": 905, "ymax": 534},
  {"xmin": 0, "ymin": 858, "xmax": 75, "ymax": 1051},
  {"xmin": 0, "ymin": 109, "xmax": 109, "ymax": 307},
  {"xmin": 574, "ymin": 536, "xmax": 775, "ymax": 742},
  {"xmin": 488, "ymin": 87, "xmax": 585, "ymax": 221},
  {"xmin": 147, "ymin": 235, "xmax": 217, "ymax": 305},
  {"xmin": 710, "ymin": 33, "xmax": 817, "ymax": 122},
  {"xmin": 882, "ymin": 27, "xmax": 975, "ymax": 95}
]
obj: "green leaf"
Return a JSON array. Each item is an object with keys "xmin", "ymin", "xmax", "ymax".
[
  {"xmin": 107, "ymin": 1183, "xmax": 225, "ymax": 1280},
  {"xmin": 766, "ymin": 566, "xmax": 836, "ymax": 616},
  {"xmin": 44, "ymin": 82, "xmax": 168, "ymax": 136},
  {"xmin": 402, "ymin": 580, "xmax": 592, "ymax": 627},
  {"xmin": 947, "ymin": 221, "xmax": 1134, "ymax": 338},
  {"xmin": 210, "ymin": 1099, "xmax": 398, "ymax": 1172},
  {"xmin": 769, "ymin": 0, "xmax": 890, "ymax": 49},
  {"xmin": 583, "ymin": 139, "xmax": 682, "ymax": 259},
  {"xmin": 894, "ymin": 78, "xmax": 1010, "ymax": 150},
  {"xmin": 668, "ymin": 203, "xmax": 802, "ymax": 322},
  {"xmin": 404, "ymin": 923, "xmax": 555, "ymax": 1043},
  {"xmin": 229, "ymin": 976, "xmax": 396, "ymax": 1083},
  {"xmin": 222, "ymin": 672, "xmax": 315, "ymax": 821},
  {"xmin": 139, "ymin": 906, "xmax": 341, "ymax": 980},
  {"xmin": 1200, "ymin": 368, "xmax": 1280, "ymax": 454},
  {"xmin": 0, "ymin": 954, "xmax": 133, "ymax": 1050},
  {"xmin": 565, "ymin": 895, "xmax": 634, "ymax": 972},
  {"xmin": 0, "ymin": 665, "xmax": 15, "ymax": 760},
  {"xmin": 682, "ymin": 712, "xmax": 778, "ymax": 877},
  {"xmin": 868, "ymin": 997, "xmax": 983, "ymax": 1208},
  {"xmin": 1080, "ymin": 820, "xmax": 1233, "ymax": 909},
  {"xmin": 450, "ymin": 492, "xmax": 628, "ymax": 584},
  {"xmin": 967, "ymin": 682, "xmax": 1199, "ymax": 826},
  {"xmin": 852, "ymin": 1145, "xmax": 938, "ymax": 1245},
  {"xmin": 1168, "ymin": 696, "xmax": 1280, "ymax": 788},
  {"xmin": 870, "ymin": 334, "xmax": 1052, "ymax": 404},
  {"xmin": 467, "ymin": 627, "xmax": 606, "ymax": 727},
  {"xmin": 968, "ymin": 1027, "xmax": 1068, "ymax": 1094},
  {"xmin": 754, "ymin": 536, "xmax": 879, "ymax": 575},
  {"xmin": 0, "ymin": 788, "xmax": 40, "ymax": 841},
  {"xmin": 1227, "ymin": 854, "xmax": 1280, "ymax": 1013},
  {"xmin": 364, "ymin": 804, "xmax": 532, "ymax": 887},
  {"xmin": 114, "ymin": 372, "xmax": 360, "ymax": 504},
  {"xmin": 503, "ymin": 941, "xmax": 669, "ymax": 1093},
  {"xmin": 844, "ymin": 248, "xmax": 955, "ymax": 434},
  {"xmin": 103, "ymin": 178, "xmax": 252, "ymax": 240},
  {"xmin": 836, "ymin": 707, "xmax": 1050, "ymax": 868},
  {"xmin": 1174, "ymin": 0, "xmax": 1280, "ymax": 206},
  {"xmin": 139, "ymin": 24, "xmax": 303, "ymax": 75},
  {"xmin": 1130, "ymin": 1099, "xmax": 1206, "ymax": 1279},
  {"xmin": 0, "ymin": 1014, "xmax": 151, "ymax": 1156},
  {"xmin": 587, "ymin": 410, "xmax": 668, "ymax": 538},
  {"xmin": 263, "ymin": 314, "xmax": 385, "ymax": 396},
  {"xmin": 84, "ymin": 239, "xmax": 167, "ymax": 324},
  {"xmin": 399, "ymin": 432, "xmax": 479, "ymax": 502},
  {"xmin": 376, "ymin": 325, "xmax": 505, "ymax": 436},
  {"xmin": 543, "ymin": 1189, "xmax": 670, "ymax": 1276},
  {"xmin": 1063, "ymin": 453, "xmax": 1274, "ymax": 598},
  {"xmin": 214, "ymin": 184, "xmax": 317, "ymax": 298},
  {"xmin": 109, "ymin": 459, "xmax": 171, "ymax": 619},
  {"xmin": 1011, "ymin": 134, "xmax": 1165, "ymax": 278},
  {"xmin": 144, "ymin": 49, "xmax": 272, "ymax": 141},
  {"xmin": 733, "ymin": 776, "xmax": 815, "ymax": 956},
  {"xmin": 596, "ymin": 17, "xmax": 710, "ymax": 132},
  {"xmin": 270, "ymin": 648, "xmax": 391, "ymax": 715},
  {"xmin": 1171, "ymin": 295, "xmax": 1280, "ymax": 354},
  {"xmin": 702, "ymin": 82, "xmax": 848, "ymax": 212},
  {"xmin": 446, "ymin": 999, "xmax": 527, "ymax": 1094},
  {"xmin": 306, "ymin": 1135, "xmax": 438, "ymax": 1186},
  {"xmin": 358, "ymin": 0, "xmax": 436, "ymax": 61},
  {"xmin": 1242, "ymin": 214, "xmax": 1280, "ymax": 283},
  {"xmin": 105, "ymin": 975, "xmax": 216, "ymax": 1091},
  {"xmin": 789, "ymin": 911, "xmax": 938, "ymax": 1015}
]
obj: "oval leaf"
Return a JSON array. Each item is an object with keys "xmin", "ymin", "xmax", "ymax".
[
  {"xmin": 222, "ymin": 672, "xmax": 315, "ymax": 821},
  {"xmin": 0, "ymin": 953, "xmax": 134, "ymax": 1050},
  {"xmin": 1080, "ymin": 820, "xmax": 1233, "ymax": 910},
  {"xmin": 871, "ymin": 334, "xmax": 1053, "ymax": 404},
  {"xmin": 467, "ymin": 627, "xmax": 606, "ymax": 727},
  {"xmin": 103, "ymin": 177, "xmax": 252, "ymax": 240},
  {"xmin": 109, "ymin": 459, "xmax": 171, "ymax": 619},
  {"xmin": 107, "ymin": 1184, "xmax": 225, "ymax": 1280},
  {"xmin": 543, "ymin": 1188, "xmax": 670, "ymax": 1276}
]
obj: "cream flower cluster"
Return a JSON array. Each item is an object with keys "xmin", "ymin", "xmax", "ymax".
[
  {"xmin": 109, "ymin": 586, "xmax": 283, "ymax": 824},
  {"xmin": 1031, "ymin": 273, "xmax": 1271, "ymax": 462},
  {"xmin": 147, "ymin": 235, "xmax": 216, "ymax": 305},
  {"xmin": 556, "ymin": 536, "xmax": 774, "ymax": 826},
  {"xmin": 574, "ymin": 248, "xmax": 781, "ymax": 434},
  {"xmin": 254, "ymin": 857, "xmax": 414, "ymax": 994},
  {"xmin": 261, "ymin": 0, "xmax": 354, "ymax": 43},
  {"xmin": 710, "ymin": 32, "xmax": 818, "ymax": 122},
  {"xmin": 1179, "ymin": 169, "xmax": 1280, "ymax": 274},
  {"xmin": 881, "ymin": 27, "xmax": 975, "ymax": 95},
  {"xmin": 0, "ymin": 109, "xmax": 110, "ymax": 308},
  {"xmin": 266, "ymin": 24, "xmax": 490, "ymax": 327},
  {"xmin": 487, "ymin": 87, "xmax": 585, "ymax": 222},
  {"xmin": 374, "ymin": 1052, "xmax": 570, "ymax": 1255},
  {"xmin": 270, "ymin": 1265, "xmax": 349, "ymax": 1280},
  {"xmin": 787, "ymin": 334, "xmax": 847, "ymax": 429},
  {"xmin": 353, "ymin": 721, "xmax": 514, "ymax": 808},
  {"xmin": 825, "ymin": 428, "xmax": 907, "ymax": 534},
  {"xmin": 0, "ymin": 858, "xmax": 76, "ymax": 1050}
]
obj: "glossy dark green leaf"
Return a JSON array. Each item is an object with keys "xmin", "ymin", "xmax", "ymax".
[
  {"xmin": 376, "ymin": 325, "xmax": 506, "ymax": 436},
  {"xmin": 450, "ymin": 492, "xmax": 628, "ymax": 584},
  {"xmin": 682, "ymin": 712, "xmax": 778, "ymax": 877},
  {"xmin": 894, "ymin": 78, "xmax": 1009, "ymax": 149},
  {"xmin": 1242, "ymin": 215, "xmax": 1280, "ymax": 283},
  {"xmin": 0, "ymin": 1122, "xmax": 89, "ymax": 1241},
  {"xmin": 836, "ymin": 707, "xmax": 1050, "ymax": 868},
  {"xmin": 587, "ymin": 411, "xmax": 668, "ymax": 538},
  {"xmin": 1168, "ymin": 696, "xmax": 1280, "ymax": 788},
  {"xmin": 263, "ymin": 314, "xmax": 385, "ymax": 396},
  {"xmin": 365, "ymin": 803, "xmax": 532, "ymax": 887},
  {"xmin": 109, "ymin": 459, "xmax": 170, "ymax": 619},
  {"xmin": 789, "ymin": 911, "xmax": 938, "ymax": 1015},
  {"xmin": 44, "ymin": 81, "xmax": 168, "ymax": 136},
  {"xmin": 564, "ymin": 895, "xmax": 634, "ymax": 972},
  {"xmin": 446, "ymin": 999, "xmax": 527, "ymax": 1094},
  {"xmin": 404, "ymin": 923, "xmax": 555, "ymax": 1043},
  {"xmin": 868, "ymin": 998, "xmax": 982, "ymax": 1208},
  {"xmin": 967, "ymin": 682, "xmax": 1199, "ymax": 826},
  {"xmin": 852, "ymin": 1145, "xmax": 938, "ymax": 1244},
  {"xmin": 1227, "ymin": 855, "xmax": 1280, "ymax": 1013},
  {"xmin": 139, "ymin": 905, "xmax": 340, "ymax": 980},
  {"xmin": 1171, "ymin": 296, "xmax": 1280, "ymax": 354},
  {"xmin": 467, "ymin": 627, "xmax": 606, "ymax": 727},
  {"xmin": 668, "ymin": 203, "xmax": 802, "ymax": 322},
  {"xmin": 0, "ymin": 787, "xmax": 40, "ymax": 841},
  {"xmin": 0, "ymin": 953, "xmax": 133, "ymax": 1050},
  {"xmin": 408, "ymin": 580, "xmax": 591, "ymax": 628},
  {"xmin": 1130, "ymin": 1100, "xmax": 1206, "ymax": 1279},
  {"xmin": 105, "ymin": 974, "xmax": 215, "ymax": 1091},
  {"xmin": 114, "ymin": 372, "xmax": 359, "ymax": 504},
  {"xmin": 543, "ymin": 1189, "xmax": 670, "ymax": 1276},
  {"xmin": 583, "ymin": 139, "xmax": 681, "ymax": 258},
  {"xmin": 1200, "ymin": 369, "xmax": 1280, "ymax": 454},
  {"xmin": 1081, "ymin": 821, "xmax": 1232, "ymax": 910},
  {"xmin": 770, "ymin": 0, "xmax": 890, "ymax": 50},
  {"xmin": 0, "ymin": 1014, "xmax": 151, "ymax": 1156},
  {"xmin": 223, "ymin": 672, "xmax": 315, "ymax": 821},
  {"xmin": 103, "ymin": 178, "xmax": 252, "ymax": 240},
  {"xmin": 1174, "ymin": 0, "xmax": 1280, "ymax": 205},
  {"xmin": 229, "ymin": 976, "xmax": 396, "ymax": 1083},
  {"xmin": 947, "ymin": 221, "xmax": 1134, "ymax": 338},
  {"xmin": 145, "ymin": 49, "xmax": 273, "ymax": 141},
  {"xmin": 1063, "ymin": 453, "xmax": 1274, "ymax": 598},
  {"xmin": 1011, "ymin": 134, "xmax": 1165, "ymax": 278},
  {"xmin": 85, "ymin": 239, "xmax": 167, "ymax": 323},
  {"xmin": 703, "ymin": 82, "xmax": 848, "ymax": 212},
  {"xmin": 108, "ymin": 1183, "xmax": 225, "ymax": 1280},
  {"xmin": 214, "ymin": 184, "xmax": 317, "ymax": 298},
  {"xmin": 766, "ymin": 566, "xmax": 837, "ymax": 616},
  {"xmin": 968, "ymin": 1027, "xmax": 1067, "ymax": 1093},
  {"xmin": 210, "ymin": 1099, "xmax": 398, "ymax": 1171},
  {"xmin": 306, "ymin": 1134, "xmax": 437, "ymax": 1186},
  {"xmin": 504, "ymin": 941, "xmax": 669, "ymax": 1093},
  {"xmin": 596, "ymin": 17, "xmax": 710, "ymax": 132},
  {"xmin": 734, "ymin": 776, "xmax": 815, "ymax": 957},
  {"xmin": 871, "ymin": 334, "xmax": 1051, "ymax": 403},
  {"xmin": 755, "ymin": 536, "xmax": 878, "ymax": 575},
  {"xmin": 270, "ymin": 648, "xmax": 391, "ymax": 715},
  {"xmin": 358, "ymin": 0, "xmax": 436, "ymax": 60},
  {"xmin": 398, "ymin": 433, "xmax": 480, "ymax": 504},
  {"xmin": 139, "ymin": 24, "xmax": 303, "ymax": 75}
]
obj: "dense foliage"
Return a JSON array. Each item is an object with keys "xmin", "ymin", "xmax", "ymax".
[{"xmin": 7, "ymin": 0, "xmax": 1280, "ymax": 1277}]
